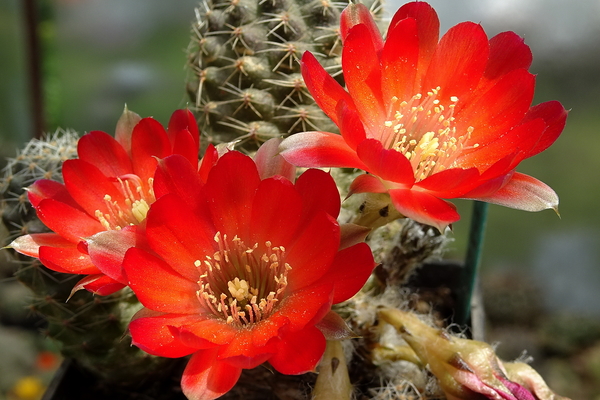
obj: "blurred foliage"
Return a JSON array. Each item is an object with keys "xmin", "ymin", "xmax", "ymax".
[{"xmin": 0, "ymin": 0, "xmax": 31, "ymax": 161}]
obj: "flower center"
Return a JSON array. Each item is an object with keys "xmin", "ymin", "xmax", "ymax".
[
  {"xmin": 95, "ymin": 175, "xmax": 155, "ymax": 230},
  {"xmin": 381, "ymin": 87, "xmax": 478, "ymax": 181},
  {"xmin": 195, "ymin": 232, "xmax": 291, "ymax": 326}
]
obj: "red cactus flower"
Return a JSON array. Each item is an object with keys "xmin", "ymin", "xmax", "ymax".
[
  {"xmin": 9, "ymin": 108, "xmax": 201, "ymax": 295},
  {"xmin": 279, "ymin": 2, "xmax": 567, "ymax": 230},
  {"xmin": 124, "ymin": 150, "xmax": 375, "ymax": 400}
]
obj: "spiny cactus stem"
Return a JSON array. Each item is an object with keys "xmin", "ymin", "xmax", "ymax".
[{"xmin": 272, "ymin": 105, "xmax": 320, "ymax": 128}]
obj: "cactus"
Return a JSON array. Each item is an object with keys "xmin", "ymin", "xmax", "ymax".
[
  {"xmin": 1, "ymin": 129, "xmax": 78, "ymax": 242},
  {"xmin": 186, "ymin": 0, "xmax": 384, "ymax": 150},
  {"xmin": 0, "ymin": 129, "xmax": 177, "ymax": 393}
]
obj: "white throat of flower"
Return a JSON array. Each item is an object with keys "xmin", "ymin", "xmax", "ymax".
[
  {"xmin": 195, "ymin": 232, "xmax": 291, "ymax": 326},
  {"xmin": 95, "ymin": 175, "xmax": 155, "ymax": 230},
  {"xmin": 380, "ymin": 87, "xmax": 478, "ymax": 181}
]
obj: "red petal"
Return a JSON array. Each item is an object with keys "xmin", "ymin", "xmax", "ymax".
[
  {"xmin": 85, "ymin": 227, "xmax": 138, "ymax": 283},
  {"xmin": 76, "ymin": 131, "xmax": 132, "ymax": 178},
  {"xmin": 317, "ymin": 242, "xmax": 375, "ymax": 304},
  {"xmin": 176, "ymin": 319, "xmax": 237, "ymax": 347},
  {"xmin": 168, "ymin": 109, "xmax": 200, "ymax": 151},
  {"xmin": 62, "ymin": 159, "xmax": 126, "ymax": 218},
  {"xmin": 129, "ymin": 310, "xmax": 199, "ymax": 358},
  {"xmin": 348, "ymin": 173, "xmax": 387, "ymax": 196},
  {"xmin": 9, "ymin": 233, "xmax": 72, "ymax": 258},
  {"xmin": 249, "ymin": 315, "xmax": 289, "ymax": 348},
  {"xmin": 168, "ymin": 325, "xmax": 222, "ymax": 351},
  {"xmin": 342, "ymin": 23, "xmax": 385, "ymax": 135},
  {"xmin": 390, "ymin": 1, "xmax": 439, "ymax": 87},
  {"xmin": 249, "ymin": 177, "xmax": 303, "ymax": 247},
  {"xmin": 217, "ymin": 334, "xmax": 278, "ymax": 369},
  {"xmin": 274, "ymin": 282, "xmax": 333, "ymax": 331},
  {"xmin": 388, "ymin": 188, "xmax": 459, "ymax": 231},
  {"xmin": 35, "ymin": 198, "xmax": 104, "ymax": 242},
  {"xmin": 39, "ymin": 245, "xmax": 99, "ymax": 275},
  {"xmin": 181, "ymin": 349, "xmax": 242, "ymax": 400},
  {"xmin": 146, "ymin": 194, "xmax": 215, "ymax": 281},
  {"xmin": 337, "ymin": 100, "xmax": 367, "ymax": 150},
  {"xmin": 27, "ymin": 180, "xmax": 76, "ymax": 209},
  {"xmin": 340, "ymin": 3, "xmax": 383, "ymax": 51},
  {"xmin": 204, "ymin": 152, "xmax": 261, "ymax": 239},
  {"xmin": 381, "ymin": 17, "xmax": 419, "ymax": 102},
  {"xmin": 198, "ymin": 144, "xmax": 219, "ymax": 183},
  {"xmin": 422, "ymin": 22, "xmax": 488, "ymax": 102},
  {"xmin": 461, "ymin": 170, "xmax": 513, "ymax": 199},
  {"xmin": 522, "ymin": 100, "xmax": 568, "ymax": 157},
  {"xmin": 455, "ymin": 69, "xmax": 535, "ymax": 145},
  {"xmin": 254, "ymin": 138, "xmax": 295, "ymax": 181},
  {"xmin": 279, "ymin": 131, "xmax": 367, "ymax": 170},
  {"xmin": 301, "ymin": 51, "xmax": 353, "ymax": 126},
  {"xmin": 485, "ymin": 31, "xmax": 532, "ymax": 80},
  {"xmin": 285, "ymin": 212, "xmax": 339, "ymax": 292},
  {"xmin": 478, "ymin": 153, "xmax": 518, "ymax": 181},
  {"xmin": 459, "ymin": 152, "xmax": 518, "ymax": 199},
  {"xmin": 171, "ymin": 129, "xmax": 200, "ymax": 167},
  {"xmin": 458, "ymin": 118, "xmax": 546, "ymax": 170},
  {"xmin": 295, "ymin": 169, "xmax": 341, "ymax": 220},
  {"xmin": 124, "ymin": 247, "xmax": 203, "ymax": 314},
  {"xmin": 130, "ymin": 117, "xmax": 171, "ymax": 180},
  {"xmin": 473, "ymin": 172, "xmax": 559, "ymax": 212},
  {"xmin": 416, "ymin": 167, "xmax": 481, "ymax": 198},
  {"xmin": 218, "ymin": 352, "xmax": 274, "ymax": 371},
  {"xmin": 72, "ymin": 274, "xmax": 125, "ymax": 296},
  {"xmin": 268, "ymin": 325, "xmax": 326, "ymax": 375},
  {"xmin": 153, "ymin": 154, "xmax": 205, "ymax": 211},
  {"xmin": 356, "ymin": 139, "xmax": 415, "ymax": 186}
]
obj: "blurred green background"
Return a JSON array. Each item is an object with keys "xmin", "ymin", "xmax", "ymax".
[{"xmin": 1, "ymin": 0, "xmax": 599, "ymax": 398}]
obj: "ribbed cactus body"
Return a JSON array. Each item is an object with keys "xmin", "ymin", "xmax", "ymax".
[
  {"xmin": 0, "ymin": 130, "xmax": 173, "ymax": 388},
  {"xmin": 187, "ymin": 0, "xmax": 384, "ymax": 150},
  {"xmin": 0, "ymin": 129, "xmax": 78, "ymax": 241}
]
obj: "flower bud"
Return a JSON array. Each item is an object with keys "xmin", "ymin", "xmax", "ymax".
[{"xmin": 379, "ymin": 308, "xmax": 570, "ymax": 400}]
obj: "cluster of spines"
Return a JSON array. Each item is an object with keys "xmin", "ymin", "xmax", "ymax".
[{"xmin": 0, "ymin": 129, "xmax": 78, "ymax": 242}]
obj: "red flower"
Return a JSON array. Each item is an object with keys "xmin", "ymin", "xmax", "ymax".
[
  {"xmin": 279, "ymin": 2, "xmax": 567, "ymax": 230},
  {"xmin": 9, "ymin": 108, "xmax": 201, "ymax": 295},
  {"xmin": 124, "ymin": 150, "xmax": 375, "ymax": 400}
]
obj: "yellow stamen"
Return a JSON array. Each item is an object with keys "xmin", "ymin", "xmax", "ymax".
[{"xmin": 381, "ymin": 87, "xmax": 478, "ymax": 181}]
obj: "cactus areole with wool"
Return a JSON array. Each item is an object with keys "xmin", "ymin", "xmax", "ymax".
[{"xmin": 279, "ymin": 2, "xmax": 567, "ymax": 231}]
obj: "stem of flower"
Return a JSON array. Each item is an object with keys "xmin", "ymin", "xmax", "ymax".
[{"xmin": 455, "ymin": 200, "xmax": 488, "ymax": 332}]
